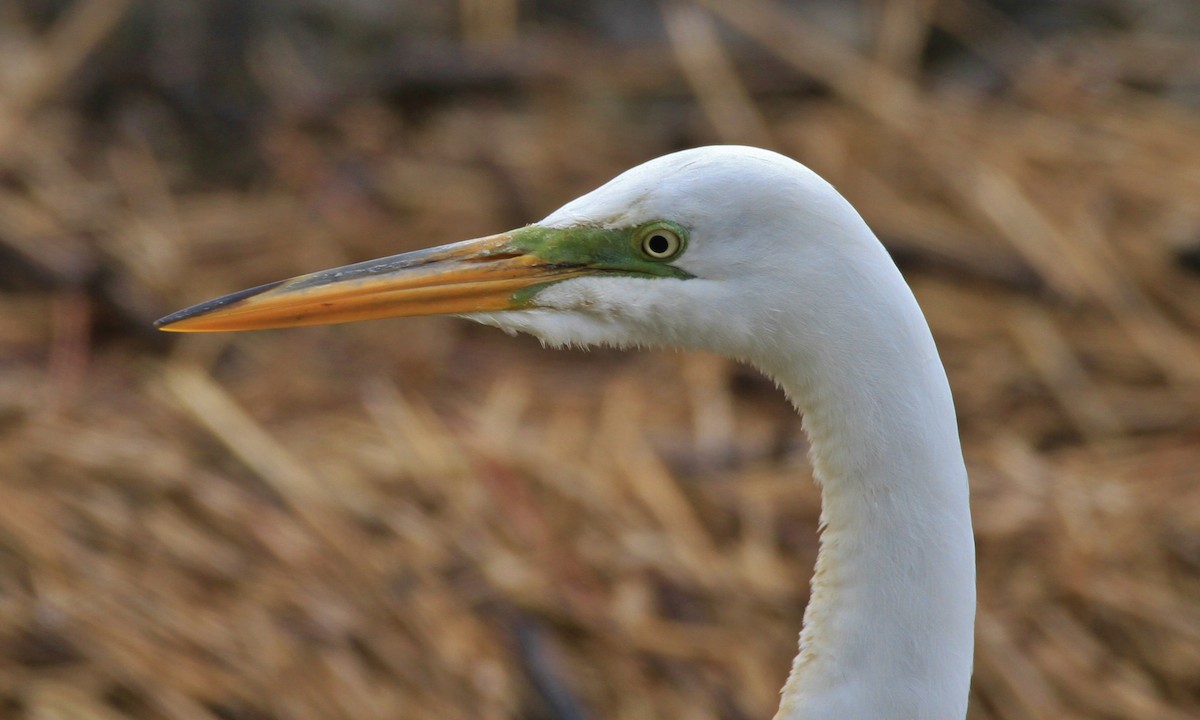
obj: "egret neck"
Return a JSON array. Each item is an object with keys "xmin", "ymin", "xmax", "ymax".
[{"xmin": 754, "ymin": 240, "xmax": 975, "ymax": 720}]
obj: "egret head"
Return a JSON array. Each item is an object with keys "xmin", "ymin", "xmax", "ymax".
[{"xmin": 157, "ymin": 146, "xmax": 878, "ymax": 362}]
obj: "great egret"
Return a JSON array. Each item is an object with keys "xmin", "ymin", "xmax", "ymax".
[{"xmin": 158, "ymin": 145, "xmax": 975, "ymax": 719}]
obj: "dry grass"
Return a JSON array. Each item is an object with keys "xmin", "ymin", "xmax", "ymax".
[{"xmin": 1, "ymin": 1, "xmax": 1199, "ymax": 718}]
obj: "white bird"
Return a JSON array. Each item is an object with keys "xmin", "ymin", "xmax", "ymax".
[{"xmin": 158, "ymin": 145, "xmax": 975, "ymax": 720}]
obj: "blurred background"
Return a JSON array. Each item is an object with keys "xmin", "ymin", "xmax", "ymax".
[{"xmin": 2, "ymin": 0, "xmax": 1200, "ymax": 718}]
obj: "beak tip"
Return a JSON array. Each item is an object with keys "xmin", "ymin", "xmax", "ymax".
[
  {"xmin": 153, "ymin": 315, "xmax": 188, "ymax": 332},
  {"xmin": 153, "ymin": 279, "xmax": 288, "ymax": 333},
  {"xmin": 153, "ymin": 309, "xmax": 194, "ymax": 332}
]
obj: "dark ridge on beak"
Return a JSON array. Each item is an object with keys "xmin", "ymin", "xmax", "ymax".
[{"xmin": 154, "ymin": 279, "xmax": 285, "ymax": 328}]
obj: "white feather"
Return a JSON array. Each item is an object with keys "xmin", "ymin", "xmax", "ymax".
[{"xmin": 470, "ymin": 145, "xmax": 975, "ymax": 720}]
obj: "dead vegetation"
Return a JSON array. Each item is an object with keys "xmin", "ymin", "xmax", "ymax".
[{"xmin": 1, "ymin": 1, "xmax": 1199, "ymax": 718}]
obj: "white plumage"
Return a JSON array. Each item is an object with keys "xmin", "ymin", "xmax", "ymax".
[
  {"xmin": 159, "ymin": 145, "xmax": 976, "ymax": 719},
  {"xmin": 475, "ymin": 147, "xmax": 976, "ymax": 719}
]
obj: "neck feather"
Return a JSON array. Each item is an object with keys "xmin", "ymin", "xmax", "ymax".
[{"xmin": 761, "ymin": 269, "xmax": 975, "ymax": 720}]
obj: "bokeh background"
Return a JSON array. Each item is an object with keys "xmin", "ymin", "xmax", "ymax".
[{"xmin": 2, "ymin": 0, "xmax": 1200, "ymax": 718}]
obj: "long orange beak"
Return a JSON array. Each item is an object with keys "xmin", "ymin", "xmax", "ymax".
[{"xmin": 155, "ymin": 233, "xmax": 584, "ymax": 332}]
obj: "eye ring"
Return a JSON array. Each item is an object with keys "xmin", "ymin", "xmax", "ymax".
[{"xmin": 640, "ymin": 227, "xmax": 684, "ymax": 260}]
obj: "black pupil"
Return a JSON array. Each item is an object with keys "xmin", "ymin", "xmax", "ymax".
[{"xmin": 647, "ymin": 234, "xmax": 671, "ymax": 255}]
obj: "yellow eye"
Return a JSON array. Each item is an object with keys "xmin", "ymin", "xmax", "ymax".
[{"xmin": 641, "ymin": 227, "xmax": 683, "ymax": 259}]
